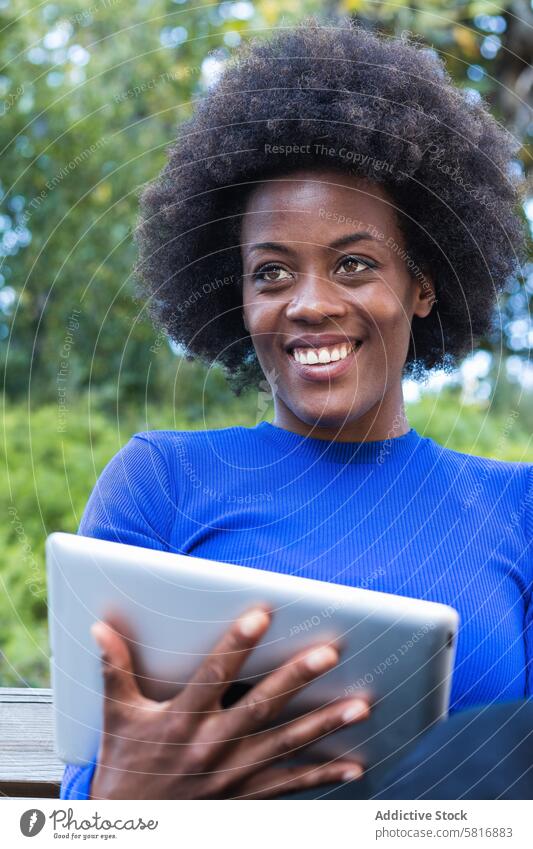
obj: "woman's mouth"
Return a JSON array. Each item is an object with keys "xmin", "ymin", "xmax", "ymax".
[{"xmin": 286, "ymin": 341, "xmax": 363, "ymax": 382}]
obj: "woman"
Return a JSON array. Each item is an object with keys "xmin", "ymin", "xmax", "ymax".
[{"xmin": 61, "ymin": 19, "xmax": 531, "ymax": 800}]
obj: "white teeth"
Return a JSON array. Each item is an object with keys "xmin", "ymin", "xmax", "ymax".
[{"xmin": 291, "ymin": 342, "xmax": 359, "ymax": 365}]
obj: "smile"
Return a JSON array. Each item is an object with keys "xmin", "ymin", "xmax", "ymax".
[{"xmin": 286, "ymin": 341, "xmax": 363, "ymax": 382}]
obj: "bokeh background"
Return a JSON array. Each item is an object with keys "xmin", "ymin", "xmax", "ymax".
[{"xmin": 1, "ymin": 0, "xmax": 531, "ymax": 685}]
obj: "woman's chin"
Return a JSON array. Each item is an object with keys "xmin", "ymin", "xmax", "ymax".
[{"xmin": 291, "ymin": 405, "xmax": 369, "ymax": 434}]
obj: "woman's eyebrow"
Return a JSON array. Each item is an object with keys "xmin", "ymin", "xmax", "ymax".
[
  {"xmin": 328, "ymin": 232, "xmax": 382, "ymax": 250},
  {"xmin": 245, "ymin": 232, "xmax": 382, "ymax": 256},
  {"xmin": 245, "ymin": 241, "xmax": 294, "ymax": 256}
]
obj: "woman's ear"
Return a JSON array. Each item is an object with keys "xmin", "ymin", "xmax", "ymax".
[{"xmin": 413, "ymin": 273, "xmax": 437, "ymax": 319}]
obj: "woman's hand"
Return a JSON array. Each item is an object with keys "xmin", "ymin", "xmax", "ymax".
[{"xmin": 89, "ymin": 605, "xmax": 369, "ymax": 799}]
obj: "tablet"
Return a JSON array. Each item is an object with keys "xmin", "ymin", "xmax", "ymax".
[{"xmin": 46, "ymin": 532, "xmax": 459, "ymax": 790}]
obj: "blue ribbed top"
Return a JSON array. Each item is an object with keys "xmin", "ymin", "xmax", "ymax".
[{"xmin": 60, "ymin": 422, "xmax": 533, "ymax": 799}]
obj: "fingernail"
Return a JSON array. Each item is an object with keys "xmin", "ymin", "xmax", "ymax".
[
  {"xmin": 341, "ymin": 699, "xmax": 368, "ymax": 723},
  {"xmin": 239, "ymin": 608, "xmax": 269, "ymax": 638},
  {"xmin": 90, "ymin": 622, "xmax": 105, "ymax": 651},
  {"xmin": 90, "ymin": 621, "xmax": 103, "ymax": 641},
  {"xmin": 342, "ymin": 765, "xmax": 363, "ymax": 781},
  {"xmin": 305, "ymin": 646, "xmax": 337, "ymax": 672}
]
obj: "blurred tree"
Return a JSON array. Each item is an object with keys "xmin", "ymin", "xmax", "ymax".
[{"xmin": 0, "ymin": 0, "xmax": 530, "ymax": 410}]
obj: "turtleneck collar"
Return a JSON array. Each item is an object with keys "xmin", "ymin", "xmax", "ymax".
[{"xmin": 253, "ymin": 420, "xmax": 427, "ymax": 465}]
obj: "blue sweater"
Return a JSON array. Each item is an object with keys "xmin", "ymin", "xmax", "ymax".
[{"xmin": 60, "ymin": 422, "xmax": 533, "ymax": 799}]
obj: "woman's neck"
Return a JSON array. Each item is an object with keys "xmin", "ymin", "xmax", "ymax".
[{"xmin": 272, "ymin": 385, "xmax": 409, "ymax": 443}]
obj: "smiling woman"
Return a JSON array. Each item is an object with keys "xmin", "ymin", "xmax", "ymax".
[{"xmin": 59, "ymin": 17, "xmax": 533, "ymax": 801}]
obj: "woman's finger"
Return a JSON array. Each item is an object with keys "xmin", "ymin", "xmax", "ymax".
[
  {"xmin": 230, "ymin": 760, "xmax": 365, "ymax": 799},
  {"xmin": 239, "ymin": 696, "xmax": 370, "ymax": 769},
  {"xmin": 92, "ymin": 620, "xmax": 143, "ymax": 708},
  {"xmin": 216, "ymin": 642, "xmax": 340, "ymax": 740},
  {"xmin": 175, "ymin": 605, "xmax": 272, "ymax": 719}
]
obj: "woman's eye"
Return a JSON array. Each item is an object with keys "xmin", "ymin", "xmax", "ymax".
[
  {"xmin": 254, "ymin": 264, "xmax": 292, "ymax": 283},
  {"xmin": 338, "ymin": 256, "xmax": 376, "ymax": 274}
]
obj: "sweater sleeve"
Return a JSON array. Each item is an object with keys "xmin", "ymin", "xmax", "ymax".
[
  {"xmin": 523, "ymin": 465, "xmax": 533, "ymax": 698},
  {"xmin": 59, "ymin": 434, "xmax": 174, "ymax": 799}
]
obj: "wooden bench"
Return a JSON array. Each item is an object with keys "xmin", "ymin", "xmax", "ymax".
[{"xmin": 0, "ymin": 688, "xmax": 63, "ymax": 798}]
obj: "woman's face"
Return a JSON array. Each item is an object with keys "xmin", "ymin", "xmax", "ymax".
[{"xmin": 240, "ymin": 168, "xmax": 434, "ymax": 441}]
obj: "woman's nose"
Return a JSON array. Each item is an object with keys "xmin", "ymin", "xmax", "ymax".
[{"xmin": 284, "ymin": 272, "xmax": 348, "ymax": 323}]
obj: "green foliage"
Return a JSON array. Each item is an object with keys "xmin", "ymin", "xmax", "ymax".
[
  {"xmin": 1, "ymin": 401, "xmax": 117, "ymax": 684},
  {"xmin": 407, "ymin": 393, "xmax": 532, "ymax": 462}
]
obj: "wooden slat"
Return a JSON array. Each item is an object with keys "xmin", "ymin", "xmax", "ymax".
[
  {"xmin": 0, "ymin": 782, "xmax": 60, "ymax": 798},
  {"xmin": 0, "ymin": 688, "xmax": 53, "ymax": 703},
  {"xmin": 0, "ymin": 688, "xmax": 62, "ymax": 797}
]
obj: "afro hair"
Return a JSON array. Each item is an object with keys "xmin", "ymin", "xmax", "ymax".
[{"xmin": 134, "ymin": 16, "xmax": 527, "ymax": 394}]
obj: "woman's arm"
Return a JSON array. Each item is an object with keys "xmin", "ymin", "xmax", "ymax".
[
  {"xmin": 60, "ymin": 762, "xmax": 97, "ymax": 800},
  {"xmin": 77, "ymin": 433, "xmax": 174, "ymax": 551},
  {"xmin": 60, "ymin": 434, "xmax": 175, "ymax": 799}
]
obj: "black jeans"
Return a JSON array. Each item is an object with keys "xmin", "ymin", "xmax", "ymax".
[{"xmin": 283, "ymin": 699, "xmax": 533, "ymax": 800}]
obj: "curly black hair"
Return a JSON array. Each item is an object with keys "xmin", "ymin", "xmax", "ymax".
[{"xmin": 134, "ymin": 16, "xmax": 527, "ymax": 395}]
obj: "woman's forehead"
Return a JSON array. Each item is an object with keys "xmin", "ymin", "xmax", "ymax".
[{"xmin": 240, "ymin": 171, "xmax": 398, "ymax": 241}]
